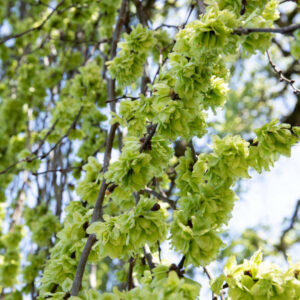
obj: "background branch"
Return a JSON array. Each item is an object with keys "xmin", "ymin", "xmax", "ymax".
[
  {"xmin": 266, "ymin": 50, "xmax": 300, "ymax": 95},
  {"xmin": 197, "ymin": 0, "xmax": 206, "ymax": 15},
  {"xmin": 234, "ymin": 23, "xmax": 300, "ymax": 35},
  {"xmin": 0, "ymin": 0, "xmax": 65, "ymax": 44}
]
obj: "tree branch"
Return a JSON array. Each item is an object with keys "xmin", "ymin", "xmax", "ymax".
[
  {"xmin": 134, "ymin": 0, "xmax": 148, "ymax": 27},
  {"xmin": 154, "ymin": 24, "xmax": 180, "ymax": 31},
  {"xmin": 203, "ymin": 267, "xmax": 218, "ymax": 300},
  {"xmin": 280, "ymin": 0, "xmax": 298, "ymax": 4},
  {"xmin": 197, "ymin": 0, "xmax": 206, "ymax": 15},
  {"xmin": 127, "ymin": 256, "xmax": 136, "ymax": 290},
  {"xmin": 139, "ymin": 124, "xmax": 158, "ymax": 153},
  {"xmin": 266, "ymin": 50, "xmax": 300, "ymax": 95},
  {"xmin": 106, "ymin": 95, "xmax": 139, "ymax": 103},
  {"xmin": 240, "ymin": 0, "xmax": 247, "ymax": 15},
  {"xmin": 71, "ymin": 2, "xmax": 128, "ymax": 294},
  {"xmin": 143, "ymin": 244, "xmax": 157, "ymax": 272},
  {"xmin": 0, "ymin": 107, "xmax": 82, "ymax": 175},
  {"xmin": 234, "ymin": 23, "xmax": 300, "ymax": 35},
  {"xmin": 39, "ymin": 107, "xmax": 83, "ymax": 160},
  {"xmin": 31, "ymin": 166, "xmax": 80, "ymax": 176},
  {"xmin": 177, "ymin": 256, "xmax": 185, "ymax": 270},
  {"xmin": 142, "ymin": 187, "xmax": 176, "ymax": 209},
  {"xmin": 9, "ymin": 180, "xmax": 27, "ymax": 232},
  {"xmin": 182, "ymin": 5, "xmax": 195, "ymax": 28},
  {"xmin": 71, "ymin": 123, "xmax": 118, "ymax": 296},
  {"xmin": 32, "ymin": 119, "xmax": 58, "ymax": 155},
  {"xmin": 71, "ymin": 234, "xmax": 97, "ymax": 295},
  {"xmin": 0, "ymin": 0, "xmax": 65, "ymax": 45},
  {"xmin": 108, "ymin": 0, "xmax": 128, "ymax": 112},
  {"xmin": 277, "ymin": 199, "xmax": 300, "ymax": 259}
]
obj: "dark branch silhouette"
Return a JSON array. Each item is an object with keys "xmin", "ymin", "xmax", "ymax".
[{"xmin": 234, "ymin": 23, "xmax": 300, "ymax": 35}]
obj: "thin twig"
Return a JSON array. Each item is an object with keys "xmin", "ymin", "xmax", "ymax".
[
  {"xmin": 234, "ymin": 23, "xmax": 300, "ymax": 35},
  {"xmin": 0, "ymin": 0, "xmax": 65, "ymax": 44},
  {"xmin": 32, "ymin": 119, "xmax": 58, "ymax": 155},
  {"xmin": 39, "ymin": 107, "xmax": 83, "ymax": 160},
  {"xmin": 272, "ymin": 38, "xmax": 290, "ymax": 57},
  {"xmin": 106, "ymin": 95, "xmax": 139, "ymax": 103},
  {"xmin": 203, "ymin": 267, "xmax": 218, "ymax": 300},
  {"xmin": 154, "ymin": 24, "xmax": 180, "ymax": 31},
  {"xmin": 0, "ymin": 160, "xmax": 26, "ymax": 175},
  {"xmin": 277, "ymin": 199, "xmax": 300, "ymax": 259},
  {"xmin": 142, "ymin": 187, "xmax": 176, "ymax": 209},
  {"xmin": 31, "ymin": 166, "xmax": 81, "ymax": 176},
  {"xmin": 33, "ymin": 140, "xmax": 106, "ymax": 177},
  {"xmin": 182, "ymin": 5, "xmax": 195, "ymax": 28},
  {"xmin": 0, "ymin": 108, "xmax": 82, "ymax": 175},
  {"xmin": 280, "ymin": 0, "xmax": 298, "ymax": 4},
  {"xmin": 51, "ymin": 36, "xmax": 110, "ymax": 45},
  {"xmin": 151, "ymin": 40, "xmax": 175, "ymax": 85},
  {"xmin": 266, "ymin": 50, "xmax": 300, "ymax": 95}
]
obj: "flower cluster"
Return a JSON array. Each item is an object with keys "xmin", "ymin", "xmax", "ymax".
[
  {"xmin": 212, "ymin": 250, "xmax": 300, "ymax": 300},
  {"xmin": 87, "ymin": 198, "xmax": 168, "ymax": 259}
]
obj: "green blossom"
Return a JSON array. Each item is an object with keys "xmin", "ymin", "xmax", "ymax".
[
  {"xmin": 107, "ymin": 25, "xmax": 155, "ymax": 87},
  {"xmin": 105, "ymin": 136, "xmax": 172, "ymax": 191},
  {"xmin": 87, "ymin": 198, "xmax": 168, "ymax": 259}
]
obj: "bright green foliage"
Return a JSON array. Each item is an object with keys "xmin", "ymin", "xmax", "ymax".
[
  {"xmin": 203, "ymin": 76, "xmax": 229, "ymax": 111},
  {"xmin": 23, "ymin": 250, "xmax": 47, "ymax": 293},
  {"xmin": 98, "ymin": 0, "xmax": 122, "ymax": 38},
  {"xmin": 24, "ymin": 204, "xmax": 60, "ymax": 247},
  {"xmin": 0, "ymin": 225, "xmax": 23, "ymax": 288},
  {"xmin": 76, "ymin": 157, "xmax": 102, "ymax": 205},
  {"xmin": 107, "ymin": 25, "xmax": 155, "ymax": 87},
  {"xmin": 113, "ymin": 270, "xmax": 200, "ymax": 300},
  {"xmin": 207, "ymin": 0, "xmax": 280, "ymax": 56},
  {"xmin": 4, "ymin": 291, "xmax": 23, "ymax": 300},
  {"xmin": 49, "ymin": 60, "xmax": 107, "ymax": 163},
  {"xmin": 18, "ymin": 149, "xmax": 41, "ymax": 172},
  {"xmin": 87, "ymin": 197, "xmax": 168, "ymax": 259},
  {"xmin": 171, "ymin": 124, "xmax": 299, "ymax": 266},
  {"xmin": 170, "ymin": 210, "xmax": 225, "ymax": 266},
  {"xmin": 116, "ymin": 95, "xmax": 152, "ymax": 136},
  {"xmin": 151, "ymin": 73, "xmax": 208, "ymax": 139},
  {"xmin": 105, "ymin": 136, "xmax": 173, "ymax": 191},
  {"xmin": 206, "ymin": 135, "xmax": 251, "ymax": 186},
  {"xmin": 73, "ymin": 267, "xmax": 200, "ymax": 300},
  {"xmin": 39, "ymin": 202, "xmax": 95, "ymax": 299},
  {"xmin": 248, "ymin": 119, "xmax": 299, "ymax": 173},
  {"xmin": 211, "ymin": 250, "xmax": 300, "ymax": 300}
]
